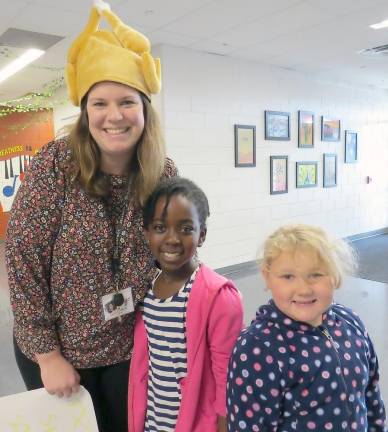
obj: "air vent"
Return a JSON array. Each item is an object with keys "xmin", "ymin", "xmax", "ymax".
[
  {"xmin": 0, "ymin": 28, "xmax": 63, "ymax": 50},
  {"xmin": 358, "ymin": 43, "xmax": 388, "ymax": 56}
]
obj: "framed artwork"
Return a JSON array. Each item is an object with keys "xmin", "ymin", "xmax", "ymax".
[
  {"xmin": 345, "ymin": 130, "xmax": 358, "ymax": 163},
  {"xmin": 323, "ymin": 153, "xmax": 337, "ymax": 187},
  {"xmin": 265, "ymin": 111, "xmax": 290, "ymax": 140},
  {"xmin": 321, "ymin": 116, "xmax": 341, "ymax": 141},
  {"xmin": 234, "ymin": 124, "xmax": 256, "ymax": 167},
  {"xmin": 298, "ymin": 111, "xmax": 314, "ymax": 148},
  {"xmin": 296, "ymin": 161, "xmax": 318, "ymax": 188},
  {"xmin": 270, "ymin": 156, "xmax": 288, "ymax": 194}
]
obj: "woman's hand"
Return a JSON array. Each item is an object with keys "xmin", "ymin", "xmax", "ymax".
[
  {"xmin": 217, "ymin": 415, "xmax": 227, "ymax": 432},
  {"xmin": 36, "ymin": 349, "xmax": 80, "ymax": 397}
]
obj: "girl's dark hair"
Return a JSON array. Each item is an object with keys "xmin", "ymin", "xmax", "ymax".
[{"xmin": 143, "ymin": 177, "xmax": 210, "ymax": 229}]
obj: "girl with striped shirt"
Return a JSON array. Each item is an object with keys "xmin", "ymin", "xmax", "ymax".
[{"xmin": 128, "ymin": 177, "xmax": 243, "ymax": 432}]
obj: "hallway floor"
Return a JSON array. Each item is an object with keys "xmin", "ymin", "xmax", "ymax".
[{"xmin": 1, "ymin": 241, "xmax": 388, "ymax": 404}]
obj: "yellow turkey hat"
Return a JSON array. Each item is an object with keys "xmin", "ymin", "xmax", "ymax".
[{"xmin": 65, "ymin": 0, "xmax": 161, "ymax": 106}]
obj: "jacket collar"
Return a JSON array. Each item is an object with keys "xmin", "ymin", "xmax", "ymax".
[{"xmin": 255, "ymin": 299, "xmax": 335, "ymax": 333}]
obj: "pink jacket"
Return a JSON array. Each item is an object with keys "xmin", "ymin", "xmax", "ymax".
[{"xmin": 128, "ymin": 264, "xmax": 244, "ymax": 432}]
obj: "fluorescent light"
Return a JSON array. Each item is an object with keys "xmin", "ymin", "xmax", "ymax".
[
  {"xmin": 0, "ymin": 48, "xmax": 45, "ymax": 84},
  {"xmin": 370, "ymin": 19, "xmax": 388, "ymax": 29}
]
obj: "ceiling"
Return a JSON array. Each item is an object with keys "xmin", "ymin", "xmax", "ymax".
[{"xmin": 1, "ymin": 0, "xmax": 388, "ymax": 103}]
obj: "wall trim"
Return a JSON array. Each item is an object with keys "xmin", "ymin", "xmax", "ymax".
[
  {"xmin": 216, "ymin": 228, "xmax": 388, "ymax": 276},
  {"xmin": 216, "ymin": 260, "xmax": 258, "ymax": 277},
  {"xmin": 345, "ymin": 227, "xmax": 388, "ymax": 242}
]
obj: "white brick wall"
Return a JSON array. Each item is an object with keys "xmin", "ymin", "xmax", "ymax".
[{"xmin": 158, "ymin": 45, "xmax": 388, "ymax": 269}]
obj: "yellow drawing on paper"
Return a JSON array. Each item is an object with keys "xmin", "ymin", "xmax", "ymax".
[{"xmin": 0, "ymin": 387, "xmax": 98, "ymax": 432}]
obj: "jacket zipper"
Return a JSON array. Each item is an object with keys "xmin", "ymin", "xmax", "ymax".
[{"xmin": 319, "ymin": 325, "xmax": 352, "ymax": 429}]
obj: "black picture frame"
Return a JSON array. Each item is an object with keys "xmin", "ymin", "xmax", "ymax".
[
  {"xmin": 345, "ymin": 130, "xmax": 358, "ymax": 163},
  {"xmin": 298, "ymin": 110, "xmax": 314, "ymax": 148},
  {"xmin": 270, "ymin": 156, "xmax": 288, "ymax": 195},
  {"xmin": 323, "ymin": 153, "xmax": 337, "ymax": 188},
  {"xmin": 234, "ymin": 124, "xmax": 256, "ymax": 167},
  {"xmin": 265, "ymin": 111, "xmax": 290, "ymax": 140},
  {"xmin": 321, "ymin": 116, "xmax": 341, "ymax": 142},
  {"xmin": 296, "ymin": 161, "xmax": 318, "ymax": 188}
]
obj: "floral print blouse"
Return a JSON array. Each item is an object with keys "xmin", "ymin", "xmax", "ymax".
[{"xmin": 6, "ymin": 138, "xmax": 177, "ymax": 368}]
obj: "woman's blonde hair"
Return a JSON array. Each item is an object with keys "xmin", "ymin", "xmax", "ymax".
[
  {"xmin": 261, "ymin": 224, "xmax": 358, "ymax": 288},
  {"xmin": 67, "ymin": 91, "xmax": 165, "ymax": 206}
]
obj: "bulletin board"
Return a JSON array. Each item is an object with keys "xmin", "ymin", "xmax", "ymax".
[{"xmin": 0, "ymin": 109, "xmax": 54, "ymax": 239}]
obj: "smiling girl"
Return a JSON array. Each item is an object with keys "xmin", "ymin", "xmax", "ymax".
[
  {"xmin": 227, "ymin": 224, "xmax": 387, "ymax": 432},
  {"xmin": 128, "ymin": 177, "xmax": 243, "ymax": 432}
]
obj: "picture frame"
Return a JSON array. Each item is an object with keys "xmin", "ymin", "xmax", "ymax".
[
  {"xmin": 345, "ymin": 130, "xmax": 358, "ymax": 163},
  {"xmin": 321, "ymin": 116, "xmax": 341, "ymax": 141},
  {"xmin": 298, "ymin": 111, "xmax": 314, "ymax": 148},
  {"xmin": 296, "ymin": 161, "xmax": 318, "ymax": 188},
  {"xmin": 234, "ymin": 124, "xmax": 256, "ymax": 167},
  {"xmin": 265, "ymin": 111, "xmax": 290, "ymax": 140},
  {"xmin": 323, "ymin": 153, "xmax": 337, "ymax": 188},
  {"xmin": 270, "ymin": 156, "xmax": 288, "ymax": 195}
]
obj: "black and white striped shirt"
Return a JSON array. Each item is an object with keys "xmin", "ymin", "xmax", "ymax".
[{"xmin": 143, "ymin": 269, "xmax": 198, "ymax": 432}]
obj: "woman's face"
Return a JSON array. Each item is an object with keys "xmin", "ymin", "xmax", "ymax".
[{"xmin": 86, "ymin": 81, "xmax": 145, "ymax": 174}]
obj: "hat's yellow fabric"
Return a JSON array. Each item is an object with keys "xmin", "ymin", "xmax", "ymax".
[{"xmin": 65, "ymin": 0, "xmax": 161, "ymax": 106}]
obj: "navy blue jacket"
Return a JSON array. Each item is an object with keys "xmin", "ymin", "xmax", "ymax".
[{"xmin": 227, "ymin": 300, "xmax": 387, "ymax": 431}]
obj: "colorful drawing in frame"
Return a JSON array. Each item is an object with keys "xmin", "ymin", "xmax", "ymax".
[
  {"xmin": 345, "ymin": 130, "xmax": 358, "ymax": 163},
  {"xmin": 323, "ymin": 153, "xmax": 337, "ymax": 188},
  {"xmin": 298, "ymin": 111, "xmax": 314, "ymax": 148},
  {"xmin": 296, "ymin": 161, "xmax": 318, "ymax": 188},
  {"xmin": 234, "ymin": 124, "xmax": 256, "ymax": 167},
  {"xmin": 265, "ymin": 111, "xmax": 290, "ymax": 141},
  {"xmin": 321, "ymin": 116, "xmax": 340, "ymax": 141},
  {"xmin": 270, "ymin": 155, "xmax": 288, "ymax": 194}
]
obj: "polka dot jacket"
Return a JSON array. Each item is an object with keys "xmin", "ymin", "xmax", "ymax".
[
  {"xmin": 227, "ymin": 300, "xmax": 387, "ymax": 432},
  {"xmin": 6, "ymin": 138, "xmax": 178, "ymax": 368}
]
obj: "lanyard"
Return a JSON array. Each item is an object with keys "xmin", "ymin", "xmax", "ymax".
[{"xmin": 104, "ymin": 183, "xmax": 131, "ymax": 300}]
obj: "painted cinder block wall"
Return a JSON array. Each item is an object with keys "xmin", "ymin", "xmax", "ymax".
[{"xmin": 155, "ymin": 45, "xmax": 388, "ymax": 269}]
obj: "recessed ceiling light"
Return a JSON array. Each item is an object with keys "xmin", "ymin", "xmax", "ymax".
[
  {"xmin": 370, "ymin": 19, "xmax": 388, "ymax": 29},
  {"xmin": 0, "ymin": 48, "xmax": 45, "ymax": 84}
]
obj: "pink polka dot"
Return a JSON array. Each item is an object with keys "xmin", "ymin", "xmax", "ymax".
[
  {"xmin": 301, "ymin": 364, "xmax": 310, "ymax": 372},
  {"xmin": 286, "ymin": 330, "xmax": 294, "ymax": 338},
  {"xmin": 334, "ymin": 330, "xmax": 342, "ymax": 337},
  {"xmin": 255, "ymin": 379, "xmax": 263, "ymax": 387},
  {"xmin": 265, "ymin": 407, "xmax": 272, "ymax": 414},
  {"xmin": 253, "ymin": 347, "xmax": 260, "ymax": 355},
  {"xmin": 254, "ymin": 362, "xmax": 261, "ymax": 371},
  {"xmin": 307, "ymin": 421, "xmax": 316, "ymax": 429},
  {"xmin": 270, "ymin": 388, "xmax": 279, "ymax": 397},
  {"xmin": 235, "ymin": 377, "xmax": 243, "ymax": 385},
  {"xmin": 289, "ymin": 345, "xmax": 296, "ymax": 352},
  {"xmin": 266, "ymin": 355, "xmax": 273, "ymax": 364},
  {"xmin": 263, "ymin": 328, "xmax": 270, "ymax": 334},
  {"xmin": 325, "ymin": 423, "xmax": 333, "ymax": 430},
  {"xmin": 322, "ymin": 371, "xmax": 330, "ymax": 379},
  {"xmin": 301, "ymin": 389, "xmax": 309, "ymax": 397},
  {"xmin": 302, "ymin": 350, "xmax": 309, "ymax": 357},
  {"xmin": 252, "ymin": 403, "xmax": 260, "ymax": 411},
  {"xmin": 313, "ymin": 346, "xmax": 320, "ymax": 353},
  {"xmin": 246, "ymin": 409, "xmax": 254, "ymax": 418}
]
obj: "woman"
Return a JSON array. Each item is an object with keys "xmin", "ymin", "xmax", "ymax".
[{"xmin": 5, "ymin": 2, "xmax": 177, "ymax": 432}]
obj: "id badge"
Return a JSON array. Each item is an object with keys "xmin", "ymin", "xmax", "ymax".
[{"xmin": 101, "ymin": 287, "xmax": 134, "ymax": 321}]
